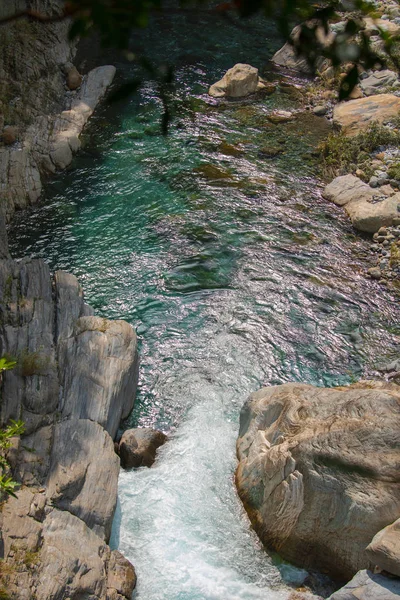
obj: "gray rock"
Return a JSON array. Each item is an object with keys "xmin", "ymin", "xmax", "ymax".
[
  {"xmin": 328, "ymin": 569, "xmax": 400, "ymax": 599},
  {"xmin": 236, "ymin": 381, "xmax": 400, "ymax": 580},
  {"xmin": 360, "ymin": 70, "xmax": 398, "ymax": 96},
  {"xmin": 366, "ymin": 518, "xmax": 400, "ymax": 576},
  {"xmin": 272, "ymin": 25, "xmax": 333, "ymax": 73},
  {"xmin": 46, "ymin": 418, "xmax": 119, "ymax": 540},
  {"xmin": 0, "ymin": 255, "xmax": 139, "ymax": 597},
  {"xmin": 119, "ymin": 428, "xmax": 168, "ymax": 468},
  {"xmin": 59, "ymin": 315, "xmax": 138, "ymax": 439},
  {"xmin": 36, "ymin": 509, "xmax": 109, "ymax": 600}
]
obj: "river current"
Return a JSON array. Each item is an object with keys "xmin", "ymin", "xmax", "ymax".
[{"xmin": 9, "ymin": 8, "xmax": 400, "ymax": 600}]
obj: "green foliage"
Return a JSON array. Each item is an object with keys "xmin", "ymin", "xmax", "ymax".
[
  {"xmin": 0, "ymin": 357, "xmax": 17, "ymax": 373},
  {"xmin": 319, "ymin": 121, "xmax": 400, "ymax": 178},
  {"xmin": 0, "ymin": 475, "xmax": 19, "ymax": 499},
  {"xmin": 0, "ymin": 355, "xmax": 24, "ymax": 499}
]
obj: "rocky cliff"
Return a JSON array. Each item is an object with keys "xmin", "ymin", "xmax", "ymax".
[
  {"xmin": 0, "ymin": 252, "xmax": 139, "ymax": 599},
  {"xmin": 0, "ymin": 4, "xmax": 139, "ymax": 598},
  {"xmin": 0, "ymin": 0, "xmax": 115, "ymax": 221}
]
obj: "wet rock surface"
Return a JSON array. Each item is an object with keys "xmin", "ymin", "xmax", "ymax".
[
  {"xmin": 236, "ymin": 381, "xmax": 400, "ymax": 581},
  {"xmin": 119, "ymin": 428, "xmax": 168, "ymax": 468}
]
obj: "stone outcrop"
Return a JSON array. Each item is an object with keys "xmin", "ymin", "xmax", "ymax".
[
  {"xmin": 366, "ymin": 517, "xmax": 400, "ymax": 577},
  {"xmin": 333, "ymin": 94, "xmax": 400, "ymax": 136},
  {"xmin": 0, "ymin": 1, "xmax": 116, "ymax": 221},
  {"xmin": 360, "ymin": 70, "xmax": 398, "ymax": 96},
  {"xmin": 328, "ymin": 570, "xmax": 400, "ymax": 599},
  {"xmin": 236, "ymin": 381, "xmax": 400, "ymax": 581},
  {"xmin": 323, "ymin": 174, "xmax": 400, "ymax": 233},
  {"xmin": 0, "ymin": 253, "xmax": 139, "ymax": 599},
  {"xmin": 119, "ymin": 428, "xmax": 168, "ymax": 469},
  {"xmin": 209, "ymin": 63, "xmax": 265, "ymax": 98}
]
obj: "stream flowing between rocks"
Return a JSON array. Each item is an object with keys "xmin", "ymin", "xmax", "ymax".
[{"xmin": 8, "ymin": 8, "xmax": 400, "ymax": 600}]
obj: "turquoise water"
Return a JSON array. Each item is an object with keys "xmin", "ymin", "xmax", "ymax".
[{"xmin": 9, "ymin": 8, "xmax": 400, "ymax": 600}]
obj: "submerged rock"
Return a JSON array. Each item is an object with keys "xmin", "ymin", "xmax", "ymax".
[
  {"xmin": 236, "ymin": 381, "xmax": 400, "ymax": 580},
  {"xmin": 119, "ymin": 428, "xmax": 168, "ymax": 468},
  {"xmin": 333, "ymin": 94, "xmax": 400, "ymax": 136},
  {"xmin": 209, "ymin": 63, "xmax": 262, "ymax": 98}
]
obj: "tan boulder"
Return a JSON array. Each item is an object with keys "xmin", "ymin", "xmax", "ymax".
[
  {"xmin": 333, "ymin": 94, "xmax": 400, "ymax": 136},
  {"xmin": 236, "ymin": 381, "xmax": 400, "ymax": 580},
  {"xmin": 366, "ymin": 518, "xmax": 400, "ymax": 576},
  {"xmin": 2, "ymin": 125, "xmax": 18, "ymax": 145},
  {"xmin": 66, "ymin": 65, "xmax": 83, "ymax": 90},
  {"xmin": 209, "ymin": 64, "xmax": 259, "ymax": 98},
  {"xmin": 323, "ymin": 174, "xmax": 400, "ymax": 233},
  {"xmin": 346, "ymin": 193, "xmax": 400, "ymax": 233}
]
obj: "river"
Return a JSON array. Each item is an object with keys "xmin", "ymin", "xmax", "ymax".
[{"xmin": 8, "ymin": 7, "xmax": 400, "ymax": 600}]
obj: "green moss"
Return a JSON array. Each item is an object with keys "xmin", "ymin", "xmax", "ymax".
[
  {"xmin": 218, "ymin": 141, "xmax": 243, "ymax": 157},
  {"xmin": 193, "ymin": 163, "xmax": 233, "ymax": 180},
  {"xmin": 19, "ymin": 350, "xmax": 49, "ymax": 377},
  {"xmin": 390, "ymin": 242, "xmax": 400, "ymax": 268},
  {"xmin": 387, "ymin": 163, "xmax": 400, "ymax": 180}
]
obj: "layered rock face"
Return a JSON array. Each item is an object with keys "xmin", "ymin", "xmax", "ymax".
[
  {"xmin": 236, "ymin": 381, "xmax": 400, "ymax": 581},
  {"xmin": 0, "ymin": 257, "xmax": 139, "ymax": 599},
  {"xmin": 0, "ymin": 1, "xmax": 115, "ymax": 221}
]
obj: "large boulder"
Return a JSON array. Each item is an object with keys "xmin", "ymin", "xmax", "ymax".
[
  {"xmin": 333, "ymin": 94, "xmax": 400, "ymax": 136},
  {"xmin": 323, "ymin": 174, "xmax": 400, "ymax": 233},
  {"xmin": 327, "ymin": 570, "xmax": 400, "ymax": 600},
  {"xmin": 209, "ymin": 64, "xmax": 261, "ymax": 98},
  {"xmin": 345, "ymin": 193, "xmax": 400, "ymax": 233},
  {"xmin": 366, "ymin": 518, "xmax": 400, "ymax": 577},
  {"xmin": 272, "ymin": 25, "xmax": 333, "ymax": 73},
  {"xmin": 236, "ymin": 381, "xmax": 400, "ymax": 580},
  {"xmin": 119, "ymin": 427, "xmax": 167, "ymax": 468}
]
